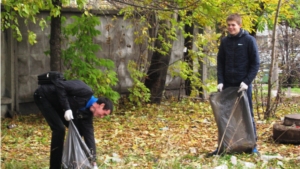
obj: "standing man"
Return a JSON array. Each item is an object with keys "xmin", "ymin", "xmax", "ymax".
[
  {"xmin": 211, "ymin": 13, "xmax": 260, "ymax": 155},
  {"xmin": 34, "ymin": 73, "xmax": 113, "ymax": 169}
]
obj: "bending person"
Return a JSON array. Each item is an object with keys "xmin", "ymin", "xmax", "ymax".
[{"xmin": 34, "ymin": 75, "xmax": 113, "ymax": 169}]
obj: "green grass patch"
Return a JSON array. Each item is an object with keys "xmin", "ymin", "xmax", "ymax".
[{"xmin": 289, "ymin": 87, "xmax": 300, "ymax": 93}]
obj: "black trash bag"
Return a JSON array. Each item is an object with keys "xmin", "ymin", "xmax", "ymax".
[
  {"xmin": 62, "ymin": 121, "xmax": 93, "ymax": 169},
  {"xmin": 209, "ymin": 87, "xmax": 256, "ymax": 154}
]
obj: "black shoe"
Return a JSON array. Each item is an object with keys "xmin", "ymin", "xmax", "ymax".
[{"xmin": 205, "ymin": 148, "xmax": 218, "ymax": 157}]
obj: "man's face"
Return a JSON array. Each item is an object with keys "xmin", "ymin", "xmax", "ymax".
[
  {"xmin": 227, "ymin": 20, "xmax": 241, "ymax": 36},
  {"xmin": 90, "ymin": 103, "xmax": 111, "ymax": 118}
]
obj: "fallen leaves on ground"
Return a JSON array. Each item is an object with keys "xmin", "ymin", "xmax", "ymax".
[{"xmin": 1, "ymin": 97, "xmax": 300, "ymax": 168}]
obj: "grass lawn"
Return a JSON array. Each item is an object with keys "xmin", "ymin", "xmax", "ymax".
[{"xmin": 287, "ymin": 87, "xmax": 300, "ymax": 93}]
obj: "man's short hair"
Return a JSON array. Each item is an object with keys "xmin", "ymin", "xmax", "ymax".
[
  {"xmin": 96, "ymin": 97, "xmax": 113, "ymax": 114},
  {"xmin": 226, "ymin": 13, "xmax": 242, "ymax": 25}
]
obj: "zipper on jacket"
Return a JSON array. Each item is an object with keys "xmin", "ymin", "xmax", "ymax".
[{"xmin": 232, "ymin": 38, "xmax": 236, "ymax": 84}]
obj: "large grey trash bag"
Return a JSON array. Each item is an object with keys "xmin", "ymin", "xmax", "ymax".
[
  {"xmin": 62, "ymin": 121, "xmax": 93, "ymax": 169},
  {"xmin": 209, "ymin": 87, "xmax": 256, "ymax": 154}
]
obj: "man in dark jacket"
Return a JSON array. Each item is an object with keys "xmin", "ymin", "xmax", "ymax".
[
  {"xmin": 34, "ymin": 74, "xmax": 113, "ymax": 169},
  {"xmin": 210, "ymin": 13, "xmax": 260, "ymax": 155}
]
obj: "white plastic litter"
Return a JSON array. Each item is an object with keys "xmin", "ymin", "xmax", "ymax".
[
  {"xmin": 104, "ymin": 153, "xmax": 123, "ymax": 163},
  {"xmin": 239, "ymin": 161, "xmax": 256, "ymax": 168},
  {"xmin": 230, "ymin": 156, "xmax": 237, "ymax": 165},
  {"xmin": 189, "ymin": 147, "xmax": 197, "ymax": 154},
  {"xmin": 260, "ymin": 154, "xmax": 283, "ymax": 161}
]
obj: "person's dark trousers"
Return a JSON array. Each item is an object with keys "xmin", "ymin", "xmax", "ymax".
[
  {"xmin": 246, "ymin": 84, "xmax": 258, "ymax": 141},
  {"xmin": 34, "ymin": 88, "xmax": 67, "ymax": 169}
]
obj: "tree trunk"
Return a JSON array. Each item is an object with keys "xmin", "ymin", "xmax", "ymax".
[
  {"xmin": 145, "ymin": 22, "xmax": 172, "ymax": 104},
  {"xmin": 183, "ymin": 22, "xmax": 194, "ymax": 96},
  {"xmin": 145, "ymin": 39, "xmax": 171, "ymax": 103},
  {"xmin": 284, "ymin": 24, "xmax": 292, "ymax": 87},
  {"xmin": 50, "ymin": 0, "xmax": 62, "ymax": 71},
  {"xmin": 265, "ymin": 0, "xmax": 282, "ymax": 118},
  {"xmin": 147, "ymin": 12, "xmax": 159, "ymax": 64}
]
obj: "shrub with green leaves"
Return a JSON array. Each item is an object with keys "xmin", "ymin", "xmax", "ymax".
[
  {"xmin": 61, "ymin": 13, "xmax": 120, "ymax": 103},
  {"xmin": 127, "ymin": 60, "xmax": 150, "ymax": 106}
]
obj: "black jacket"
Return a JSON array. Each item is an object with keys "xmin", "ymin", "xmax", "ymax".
[
  {"xmin": 38, "ymin": 79, "xmax": 96, "ymax": 160},
  {"xmin": 217, "ymin": 29, "xmax": 260, "ymax": 86}
]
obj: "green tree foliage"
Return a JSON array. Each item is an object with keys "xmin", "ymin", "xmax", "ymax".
[
  {"xmin": 127, "ymin": 60, "xmax": 151, "ymax": 106},
  {"xmin": 110, "ymin": 0, "xmax": 299, "ymax": 113},
  {"xmin": 2, "ymin": 0, "xmax": 120, "ymax": 102},
  {"xmin": 3, "ymin": 0, "xmax": 300, "ymax": 115},
  {"xmin": 279, "ymin": 0, "xmax": 300, "ymax": 28},
  {"xmin": 61, "ymin": 13, "xmax": 120, "ymax": 103},
  {"xmin": 1, "ymin": 0, "xmax": 86, "ymax": 44},
  {"xmin": 1, "ymin": 0, "xmax": 48, "ymax": 44}
]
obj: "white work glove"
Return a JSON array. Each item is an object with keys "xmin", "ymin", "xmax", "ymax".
[
  {"xmin": 237, "ymin": 82, "xmax": 248, "ymax": 93},
  {"xmin": 93, "ymin": 164, "xmax": 98, "ymax": 169},
  {"xmin": 64, "ymin": 110, "xmax": 74, "ymax": 121},
  {"xmin": 217, "ymin": 83, "xmax": 223, "ymax": 92}
]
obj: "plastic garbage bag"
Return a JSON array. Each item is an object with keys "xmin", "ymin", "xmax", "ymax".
[
  {"xmin": 62, "ymin": 121, "xmax": 93, "ymax": 169},
  {"xmin": 209, "ymin": 87, "xmax": 256, "ymax": 154}
]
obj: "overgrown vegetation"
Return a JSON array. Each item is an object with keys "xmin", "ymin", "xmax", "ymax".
[
  {"xmin": 61, "ymin": 14, "xmax": 120, "ymax": 103},
  {"xmin": 127, "ymin": 60, "xmax": 151, "ymax": 106},
  {"xmin": 2, "ymin": 0, "xmax": 300, "ymax": 114},
  {"xmin": 2, "ymin": 96, "xmax": 300, "ymax": 169}
]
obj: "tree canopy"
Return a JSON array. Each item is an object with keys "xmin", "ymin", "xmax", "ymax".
[{"xmin": 2, "ymin": 0, "xmax": 300, "ymax": 116}]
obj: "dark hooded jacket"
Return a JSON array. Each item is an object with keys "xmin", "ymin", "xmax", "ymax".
[
  {"xmin": 38, "ymin": 79, "xmax": 96, "ymax": 160},
  {"xmin": 217, "ymin": 29, "xmax": 260, "ymax": 87}
]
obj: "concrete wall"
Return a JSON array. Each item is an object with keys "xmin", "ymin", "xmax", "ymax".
[
  {"xmin": 17, "ymin": 13, "xmax": 51, "ymax": 104},
  {"xmin": 1, "ymin": 11, "xmax": 185, "ymax": 116},
  {"xmin": 1, "ymin": 31, "xmax": 8, "ymax": 116}
]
